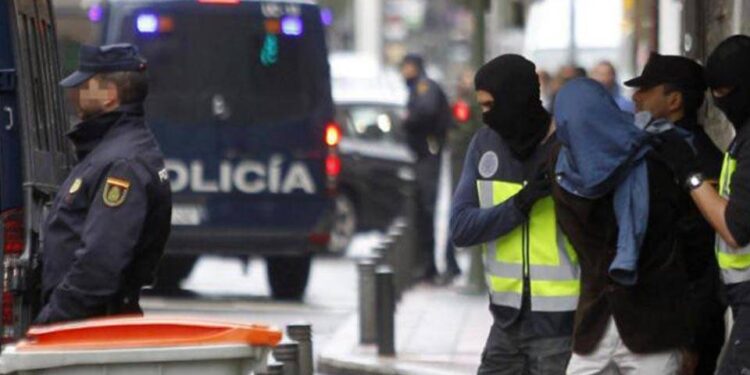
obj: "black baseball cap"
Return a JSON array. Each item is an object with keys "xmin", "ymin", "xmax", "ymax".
[
  {"xmin": 624, "ymin": 52, "xmax": 706, "ymax": 92},
  {"xmin": 60, "ymin": 44, "xmax": 147, "ymax": 88}
]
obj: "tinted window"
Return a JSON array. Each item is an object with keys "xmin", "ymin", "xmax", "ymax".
[
  {"xmin": 340, "ymin": 104, "xmax": 406, "ymax": 143},
  {"xmin": 108, "ymin": 2, "xmax": 329, "ymax": 125}
]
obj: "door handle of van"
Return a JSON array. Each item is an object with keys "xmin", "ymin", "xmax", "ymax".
[{"xmin": 3, "ymin": 106, "xmax": 13, "ymax": 130}]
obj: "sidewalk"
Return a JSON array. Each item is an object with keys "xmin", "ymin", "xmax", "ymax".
[{"xmin": 318, "ymin": 284, "xmax": 491, "ymax": 375}]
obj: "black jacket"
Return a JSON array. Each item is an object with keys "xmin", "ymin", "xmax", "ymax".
[
  {"xmin": 552, "ymin": 152, "xmax": 692, "ymax": 354},
  {"xmin": 404, "ymin": 76, "xmax": 453, "ymax": 159},
  {"xmin": 36, "ymin": 104, "xmax": 172, "ymax": 324}
]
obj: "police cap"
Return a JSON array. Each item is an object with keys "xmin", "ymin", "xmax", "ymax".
[
  {"xmin": 624, "ymin": 52, "xmax": 706, "ymax": 92},
  {"xmin": 60, "ymin": 44, "xmax": 147, "ymax": 88}
]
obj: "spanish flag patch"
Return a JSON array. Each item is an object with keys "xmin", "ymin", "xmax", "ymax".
[{"xmin": 103, "ymin": 177, "xmax": 130, "ymax": 207}]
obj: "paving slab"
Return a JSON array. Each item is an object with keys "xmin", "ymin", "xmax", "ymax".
[{"xmin": 318, "ymin": 284, "xmax": 491, "ymax": 375}]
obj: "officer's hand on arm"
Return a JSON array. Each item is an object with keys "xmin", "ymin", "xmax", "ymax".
[
  {"xmin": 513, "ymin": 165, "xmax": 551, "ymax": 216},
  {"xmin": 653, "ymin": 132, "xmax": 740, "ymax": 248},
  {"xmin": 36, "ymin": 160, "xmax": 149, "ymax": 324}
]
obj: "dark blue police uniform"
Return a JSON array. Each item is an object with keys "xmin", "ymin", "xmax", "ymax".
[
  {"xmin": 403, "ymin": 71, "xmax": 459, "ymax": 279},
  {"xmin": 34, "ymin": 45, "xmax": 171, "ymax": 324}
]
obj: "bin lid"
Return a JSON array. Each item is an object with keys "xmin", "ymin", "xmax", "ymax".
[{"xmin": 16, "ymin": 316, "xmax": 283, "ymax": 351}]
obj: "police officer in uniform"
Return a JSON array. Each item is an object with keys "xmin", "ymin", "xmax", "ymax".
[
  {"xmin": 34, "ymin": 44, "xmax": 171, "ymax": 324},
  {"xmin": 624, "ymin": 53, "xmax": 725, "ymax": 375},
  {"xmin": 655, "ymin": 35, "xmax": 750, "ymax": 374},
  {"xmin": 450, "ymin": 55, "xmax": 577, "ymax": 374},
  {"xmin": 400, "ymin": 53, "xmax": 460, "ymax": 282}
]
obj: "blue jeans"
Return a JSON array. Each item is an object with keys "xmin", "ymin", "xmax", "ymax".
[{"xmin": 478, "ymin": 319, "xmax": 572, "ymax": 375}]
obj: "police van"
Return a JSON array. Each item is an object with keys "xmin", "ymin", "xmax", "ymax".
[{"xmin": 99, "ymin": 0, "xmax": 338, "ymax": 299}]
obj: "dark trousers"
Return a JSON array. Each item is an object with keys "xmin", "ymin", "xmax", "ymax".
[
  {"xmin": 478, "ymin": 320, "xmax": 571, "ymax": 375},
  {"xmin": 689, "ymin": 272, "xmax": 726, "ymax": 375},
  {"xmin": 717, "ymin": 304, "xmax": 750, "ymax": 375},
  {"xmin": 415, "ymin": 154, "xmax": 459, "ymax": 278}
]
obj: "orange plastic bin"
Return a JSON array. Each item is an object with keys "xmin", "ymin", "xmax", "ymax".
[{"xmin": 0, "ymin": 316, "xmax": 283, "ymax": 375}]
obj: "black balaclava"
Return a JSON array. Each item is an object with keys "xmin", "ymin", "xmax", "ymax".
[
  {"xmin": 401, "ymin": 53, "xmax": 425, "ymax": 88},
  {"xmin": 475, "ymin": 54, "xmax": 550, "ymax": 160},
  {"xmin": 706, "ymin": 35, "xmax": 750, "ymax": 130}
]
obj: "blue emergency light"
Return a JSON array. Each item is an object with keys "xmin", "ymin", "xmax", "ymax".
[
  {"xmin": 88, "ymin": 5, "xmax": 103, "ymax": 23},
  {"xmin": 320, "ymin": 8, "xmax": 333, "ymax": 26},
  {"xmin": 136, "ymin": 14, "xmax": 159, "ymax": 33},
  {"xmin": 281, "ymin": 16, "xmax": 303, "ymax": 36}
]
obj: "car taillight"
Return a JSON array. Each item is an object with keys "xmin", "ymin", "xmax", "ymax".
[
  {"xmin": 2, "ymin": 208, "xmax": 23, "ymax": 342},
  {"xmin": 3, "ymin": 211, "xmax": 24, "ymax": 255},
  {"xmin": 2, "ymin": 292, "xmax": 13, "ymax": 340},
  {"xmin": 325, "ymin": 123, "xmax": 342, "ymax": 147},
  {"xmin": 326, "ymin": 154, "xmax": 341, "ymax": 177}
]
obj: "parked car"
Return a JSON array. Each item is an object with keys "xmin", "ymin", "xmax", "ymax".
[{"xmin": 326, "ymin": 53, "xmax": 415, "ymax": 254}]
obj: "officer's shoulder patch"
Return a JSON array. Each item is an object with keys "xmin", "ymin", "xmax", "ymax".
[
  {"xmin": 478, "ymin": 151, "xmax": 499, "ymax": 178},
  {"xmin": 103, "ymin": 177, "xmax": 130, "ymax": 207},
  {"xmin": 417, "ymin": 80, "xmax": 430, "ymax": 95}
]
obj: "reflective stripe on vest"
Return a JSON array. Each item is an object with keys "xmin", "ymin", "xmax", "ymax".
[
  {"xmin": 716, "ymin": 153, "xmax": 750, "ymax": 284},
  {"xmin": 477, "ymin": 180, "xmax": 580, "ymax": 312}
]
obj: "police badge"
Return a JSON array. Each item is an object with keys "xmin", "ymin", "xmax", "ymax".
[{"xmin": 103, "ymin": 177, "xmax": 130, "ymax": 207}]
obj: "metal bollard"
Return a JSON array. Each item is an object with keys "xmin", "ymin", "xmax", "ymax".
[
  {"xmin": 273, "ymin": 342, "xmax": 300, "ymax": 375},
  {"xmin": 386, "ymin": 226, "xmax": 405, "ymax": 299},
  {"xmin": 376, "ymin": 266, "xmax": 396, "ymax": 356},
  {"xmin": 286, "ymin": 323, "xmax": 313, "ymax": 375},
  {"xmin": 358, "ymin": 260, "xmax": 377, "ymax": 344},
  {"xmin": 401, "ymin": 184, "xmax": 420, "ymax": 286},
  {"xmin": 393, "ymin": 220, "xmax": 412, "ymax": 292},
  {"xmin": 257, "ymin": 362, "xmax": 284, "ymax": 375},
  {"xmin": 381, "ymin": 238, "xmax": 395, "ymax": 268},
  {"xmin": 372, "ymin": 244, "xmax": 387, "ymax": 265}
]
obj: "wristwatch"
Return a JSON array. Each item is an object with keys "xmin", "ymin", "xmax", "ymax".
[{"xmin": 685, "ymin": 173, "xmax": 704, "ymax": 191}]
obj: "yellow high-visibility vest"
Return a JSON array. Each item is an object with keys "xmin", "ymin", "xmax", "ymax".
[
  {"xmin": 716, "ymin": 153, "xmax": 750, "ymax": 284},
  {"xmin": 477, "ymin": 180, "xmax": 580, "ymax": 312}
]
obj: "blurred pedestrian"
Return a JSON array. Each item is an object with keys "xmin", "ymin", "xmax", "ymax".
[
  {"xmin": 548, "ymin": 65, "xmax": 587, "ymax": 113},
  {"xmin": 625, "ymin": 52, "xmax": 725, "ymax": 375},
  {"xmin": 449, "ymin": 68, "xmax": 483, "ymax": 190},
  {"xmin": 448, "ymin": 67, "xmax": 484, "ymax": 291},
  {"xmin": 653, "ymin": 34, "xmax": 750, "ymax": 375},
  {"xmin": 552, "ymin": 78, "xmax": 692, "ymax": 375},
  {"xmin": 450, "ymin": 55, "xmax": 578, "ymax": 374},
  {"xmin": 400, "ymin": 53, "xmax": 460, "ymax": 283},
  {"xmin": 538, "ymin": 69, "xmax": 553, "ymax": 110},
  {"xmin": 35, "ymin": 44, "xmax": 172, "ymax": 324},
  {"xmin": 591, "ymin": 60, "xmax": 635, "ymax": 112}
]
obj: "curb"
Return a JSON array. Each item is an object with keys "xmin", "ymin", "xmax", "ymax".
[{"xmin": 317, "ymin": 314, "xmax": 470, "ymax": 375}]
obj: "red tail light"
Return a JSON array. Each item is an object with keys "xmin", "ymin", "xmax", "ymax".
[
  {"xmin": 326, "ymin": 154, "xmax": 341, "ymax": 177},
  {"xmin": 452, "ymin": 99, "xmax": 471, "ymax": 124},
  {"xmin": 2, "ymin": 292, "xmax": 12, "ymax": 326},
  {"xmin": 325, "ymin": 122, "xmax": 342, "ymax": 147},
  {"xmin": 2, "ymin": 290, "xmax": 14, "ymax": 342},
  {"xmin": 3, "ymin": 209, "xmax": 23, "ymax": 255}
]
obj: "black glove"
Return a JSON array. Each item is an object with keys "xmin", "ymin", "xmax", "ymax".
[
  {"xmin": 514, "ymin": 165, "xmax": 552, "ymax": 215},
  {"xmin": 652, "ymin": 130, "xmax": 700, "ymax": 185}
]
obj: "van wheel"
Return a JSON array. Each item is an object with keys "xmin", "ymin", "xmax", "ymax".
[
  {"xmin": 266, "ymin": 255, "xmax": 312, "ymax": 300},
  {"xmin": 153, "ymin": 255, "xmax": 198, "ymax": 290},
  {"xmin": 329, "ymin": 193, "xmax": 357, "ymax": 255}
]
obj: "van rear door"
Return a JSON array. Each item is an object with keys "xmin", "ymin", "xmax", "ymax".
[
  {"xmin": 2, "ymin": 0, "xmax": 71, "ymax": 341},
  {"xmin": 105, "ymin": 1, "xmax": 335, "ymax": 254}
]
